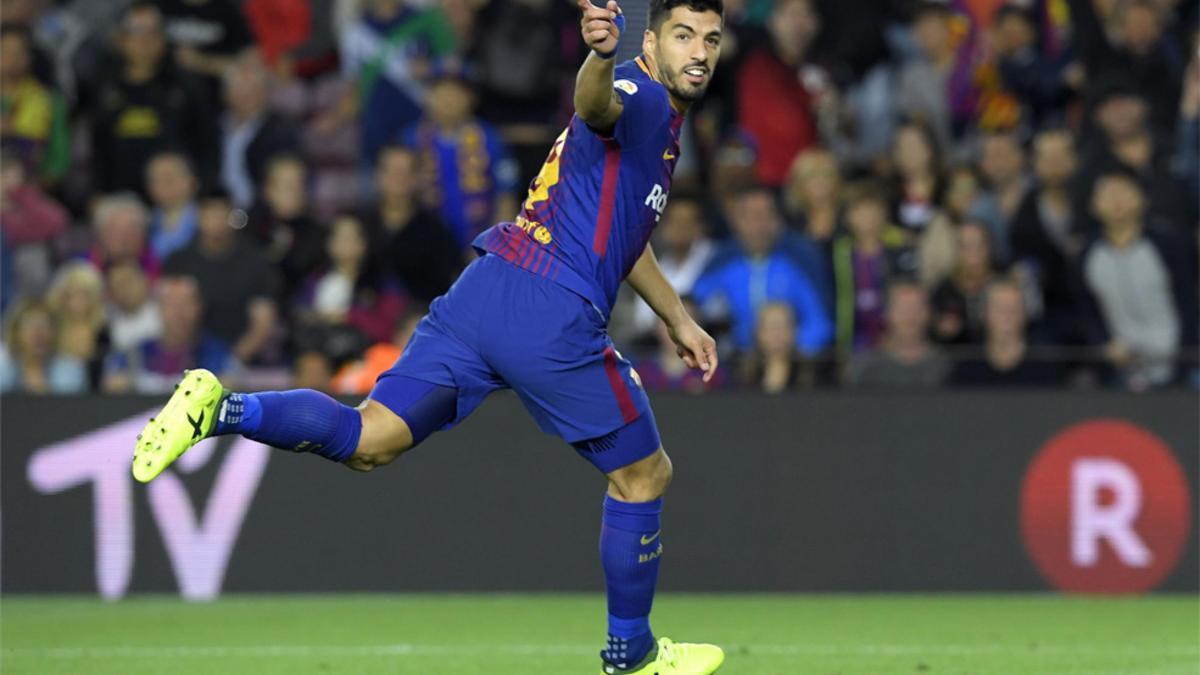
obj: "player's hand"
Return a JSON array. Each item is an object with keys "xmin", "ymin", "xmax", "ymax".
[
  {"xmin": 668, "ymin": 318, "xmax": 719, "ymax": 383},
  {"xmin": 578, "ymin": 0, "xmax": 622, "ymax": 57}
]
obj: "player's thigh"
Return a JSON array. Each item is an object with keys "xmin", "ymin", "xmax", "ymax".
[{"xmin": 358, "ymin": 313, "xmax": 501, "ymax": 467}]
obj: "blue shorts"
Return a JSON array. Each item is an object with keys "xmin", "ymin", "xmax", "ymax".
[{"xmin": 369, "ymin": 253, "xmax": 660, "ymax": 473}]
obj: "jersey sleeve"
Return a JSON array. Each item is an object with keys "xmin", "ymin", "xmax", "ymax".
[{"xmin": 612, "ymin": 78, "xmax": 671, "ymax": 148}]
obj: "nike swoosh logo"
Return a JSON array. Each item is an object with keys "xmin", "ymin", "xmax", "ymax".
[
  {"xmin": 187, "ymin": 410, "xmax": 205, "ymax": 440},
  {"xmin": 640, "ymin": 531, "xmax": 661, "ymax": 545},
  {"xmin": 662, "ymin": 150, "xmax": 676, "ymax": 161}
]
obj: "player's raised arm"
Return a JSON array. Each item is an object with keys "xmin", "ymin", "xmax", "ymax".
[{"xmin": 574, "ymin": 0, "xmax": 625, "ymax": 133}]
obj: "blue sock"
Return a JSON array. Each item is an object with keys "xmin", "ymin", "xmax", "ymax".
[
  {"xmin": 214, "ymin": 391, "xmax": 362, "ymax": 463},
  {"xmin": 599, "ymin": 495, "xmax": 663, "ymax": 670}
]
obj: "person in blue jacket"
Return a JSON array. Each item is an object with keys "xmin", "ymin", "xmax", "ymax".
[{"xmin": 692, "ymin": 186, "xmax": 833, "ymax": 354}]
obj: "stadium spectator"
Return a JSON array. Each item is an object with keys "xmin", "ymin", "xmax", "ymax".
[
  {"xmin": 628, "ymin": 195, "xmax": 716, "ymax": 340},
  {"xmin": 359, "ymin": 144, "xmax": 461, "ymax": 303},
  {"xmin": 86, "ymin": 193, "xmax": 161, "ymax": 279},
  {"xmin": 889, "ymin": 121, "xmax": 943, "ymax": 233},
  {"xmin": 242, "ymin": 0, "xmax": 314, "ymax": 74},
  {"xmin": 917, "ymin": 165, "xmax": 998, "ymax": 288},
  {"xmin": 163, "ymin": 187, "xmax": 279, "ymax": 365},
  {"xmin": 295, "ymin": 213, "xmax": 408, "ymax": 344},
  {"xmin": 846, "ymin": 280, "xmax": 949, "ymax": 387},
  {"xmin": 1075, "ymin": 81, "xmax": 1191, "ymax": 233},
  {"xmin": 1066, "ymin": 0, "xmax": 1183, "ymax": 136},
  {"xmin": 991, "ymin": 4, "xmax": 1074, "ymax": 131},
  {"xmin": 930, "ymin": 221, "xmax": 999, "ymax": 345},
  {"xmin": 318, "ymin": 0, "xmax": 457, "ymax": 167},
  {"xmin": 634, "ymin": 300, "xmax": 727, "ymax": 394},
  {"xmin": 692, "ymin": 187, "xmax": 832, "ymax": 355},
  {"xmin": 738, "ymin": 302, "xmax": 819, "ymax": 392},
  {"xmin": 330, "ymin": 305, "xmax": 425, "ymax": 395},
  {"xmin": 0, "ymin": 298, "xmax": 87, "ymax": 394},
  {"xmin": 158, "ymin": 0, "xmax": 253, "ymax": 90},
  {"xmin": 0, "ymin": 25, "xmax": 69, "ymax": 184},
  {"xmin": 246, "ymin": 155, "xmax": 324, "ymax": 295},
  {"xmin": 1009, "ymin": 129, "xmax": 1085, "ymax": 343},
  {"xmin": 85, "ymin": 3, "xmax": 218, "ymax": 193},
  {"xmin": 975, "ymin": 130, "xmax": 1030, "ymax": 258},
  {"xmin": 46, "ymin": 261, "xmax": 110, "ymax": 390},
  {"xmin": 949, "ymin": 278, "xmax": 1064, "ymax": 386},
  {"xmin": 103, "ymin": 274, "xmax": 238, "ymax": 393},
  {"xmin": 1, "ymin": 148, "xmax": 69, "ymax": 299},
  {"xmin": 220, "ymin": 52, "xmax": 303, "ymax": 209},
  {"xmin": 292, "ymin": 348, "xmax": 335, "ymax": 393},
  {"xmin": 783, "ymin": 149, "xmax": 841, "ymax": 244},
  {"xmin": 1080, "ymin": 170, "xmax": 1197, "ymax": 389},
  {"xmin": 811, "ymin": 0, "xmax": 899, "ymax": 164},
  {"xmin": 145, "ymin": 151, "xmax": 200, "ymax": 260},
  {"xmin": 736, "ymin": 0, "xmax": 822, "ymax": 187},
  {"xmin": 402, "ymin": 60, "xmax": 520, "ymax": 249},
  {"xmin": 1174, "ymin": 47, "xmax": 1200, "ymax": 211},
  {"xmin": 895, "ymin": 2, "xmax": 956, "ymax": 149},
  {"xmin": 466, "ymin": 0, "xmax": 580, "ymax": 127},
  {"xmin": 831, "ymin": 183, "xmax": 915, "ymax": 356},
  {"xmin": 105, "ymin": 260, "xmax": 162, "ymax": 353}
]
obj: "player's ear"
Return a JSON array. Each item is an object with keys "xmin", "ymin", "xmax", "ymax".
[{"xmin": 643, "ymin": 28, "xmax": 655, "ymax": 55}]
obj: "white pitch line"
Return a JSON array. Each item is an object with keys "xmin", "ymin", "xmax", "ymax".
[{"xmin": 2, "ymin": 643, "xmax": 1197, "ymax": 659}]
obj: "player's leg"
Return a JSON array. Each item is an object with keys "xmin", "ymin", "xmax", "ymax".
[
  {"xmin": 133, "ymin": 265, "xmax": 501, "ymax": 483},
  {"xmin": 131, "ymin": 368, "xmax": 453, "ymax": 482},
  {"xmin": 486, "ymin": 276, "xmax": 721, "ymax": 671}
]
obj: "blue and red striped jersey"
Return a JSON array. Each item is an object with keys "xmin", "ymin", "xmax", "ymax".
[{"xmin": 472, "ymin": 56, "xmax": 684, "ymax": 319}]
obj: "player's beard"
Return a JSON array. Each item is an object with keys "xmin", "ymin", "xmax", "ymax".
[{"xmin": 656, "ymin": 50, "xmax": 710, "ymax": 103}]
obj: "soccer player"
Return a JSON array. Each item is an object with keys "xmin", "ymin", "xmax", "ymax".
[{"xmin": 134, "ymin": 0, "xmax": 726, "ymax": 672}]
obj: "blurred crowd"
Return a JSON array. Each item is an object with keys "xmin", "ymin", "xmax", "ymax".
[{"xmin": 1, "ymin": 0, "xmax": 1196, "ymax": 397}]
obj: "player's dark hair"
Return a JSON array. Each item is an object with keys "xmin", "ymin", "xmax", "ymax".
[{"xmin": 648, "ymin": 0, "xmax": 724, "ymax": 33}]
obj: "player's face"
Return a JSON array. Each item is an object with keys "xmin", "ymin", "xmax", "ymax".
[{"xmin": 647, "ymin": 8, "xmax": 723, "ymax": 103}]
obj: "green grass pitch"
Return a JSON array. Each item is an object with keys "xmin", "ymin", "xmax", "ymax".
[{"xmin": 2, "ymin": 594, "xmax": 1196, "ymax": 674}]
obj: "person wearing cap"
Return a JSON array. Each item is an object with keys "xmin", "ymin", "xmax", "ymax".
[
  {"xmin": 399, "ymin": 59, "xmax": 520, "ymax": 250},
  {"xmin": 316, "ymin": 0, "xmax": 457, "ymax": 167}
]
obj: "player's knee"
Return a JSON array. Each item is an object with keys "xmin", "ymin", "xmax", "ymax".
[
  {"xmin": 648, "ymin": 449, "xmax": 673, "ymax": 497},
  {"xmin": 345, "ymin": 401, "xmax": 414, "ymax": 472},
  {"xmin": 610, "ymin": 448, "xmax": 673, "ymax": 501}
]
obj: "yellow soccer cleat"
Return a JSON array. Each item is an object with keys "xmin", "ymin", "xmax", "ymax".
[
  {"xmin": 601, "ymin": 637, "xmax": 725, "ymax": 675},
  {"xmin": 131, "ymin": 369, "xmax": 224, "ymax": 483}
]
